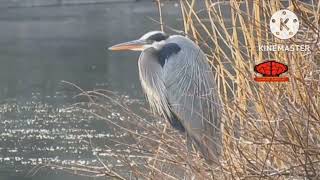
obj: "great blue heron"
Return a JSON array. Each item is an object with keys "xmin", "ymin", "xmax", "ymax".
[{"xmin": 109, "ymin": 31, "xmax": 222, "ymax": 163}]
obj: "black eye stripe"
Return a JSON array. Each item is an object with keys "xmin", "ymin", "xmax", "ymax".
[{"xmin": 147, "ymin": 33, "xmax": 169, "ymax": 42}]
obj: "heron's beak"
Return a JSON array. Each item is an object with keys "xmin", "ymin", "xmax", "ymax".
[{"xmin": 108, "ymin": 39, "xmax": 146, "ymax": 51}]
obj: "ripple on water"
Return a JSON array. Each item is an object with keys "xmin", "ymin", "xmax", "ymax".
[{"xmin": 0, "ymin": 91, "xmax": 141, "ymax": 176}]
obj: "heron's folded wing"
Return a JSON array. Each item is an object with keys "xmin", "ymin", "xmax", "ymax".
[{"xmin": 163, "ymin": 36, "xmax": 222, "ymax": 161}]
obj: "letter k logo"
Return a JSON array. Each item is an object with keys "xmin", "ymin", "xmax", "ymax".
[
  {"xmin": 280, "ymin": 18, "xmax": 289, "ymax": 31},
  {"xmin": 270, "ymin": 10, "xmax": 299, "ymax": 39}
]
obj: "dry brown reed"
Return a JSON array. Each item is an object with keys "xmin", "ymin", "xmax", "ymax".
[{"xmin": 177, "ymin": 0, "xmax": 320, "ymax": 179}]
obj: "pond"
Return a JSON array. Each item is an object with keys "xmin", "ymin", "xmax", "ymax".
[{"xmin": 0, "ymin": 1, "xmax": 182, "ymax": 179}]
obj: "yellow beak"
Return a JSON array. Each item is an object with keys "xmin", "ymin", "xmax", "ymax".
[{"xmin": 108, "ymin": 40, "xmax": 146, "ymax": 51}]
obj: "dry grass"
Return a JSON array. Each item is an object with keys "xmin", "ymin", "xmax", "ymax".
[
  {"xmin": 177, "ymin": 0, "xmax": 320, "ymax": 179},
  {"xmin": 42, "ymin": 0, "xmax": 320, "ymax": 179}
]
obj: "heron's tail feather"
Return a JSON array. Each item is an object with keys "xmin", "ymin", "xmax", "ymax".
[{"xmin": 164, "ymin": 110, "xmax": 185, "ymax": 132}]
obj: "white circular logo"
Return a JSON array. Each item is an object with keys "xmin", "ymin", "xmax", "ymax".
[{"xmin": 270, "ymin": 10, "xmax": 299, "ymax": 39}]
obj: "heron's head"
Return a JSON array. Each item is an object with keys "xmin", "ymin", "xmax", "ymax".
[{"xmin": 108, "ymin": 31, "xmax": 169, "ymax": 51}]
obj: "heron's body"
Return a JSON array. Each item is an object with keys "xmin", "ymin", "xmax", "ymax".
[{"xmin": 109, "ymin": 31, "xmax": 222, "ymax": 163}]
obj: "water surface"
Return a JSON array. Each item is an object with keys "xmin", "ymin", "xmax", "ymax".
[{"xmin": 0, "ymin": 1, "xmax": 182, "ymax": 179}]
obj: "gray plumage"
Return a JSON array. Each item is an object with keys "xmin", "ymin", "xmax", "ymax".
[
  {"xmin": 138, "ymin": 34, "xmax": 222, "ymax": 162},
  {"xmin": 109, "ymin": 31, "xmax": 222, "ymax": 163}
]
